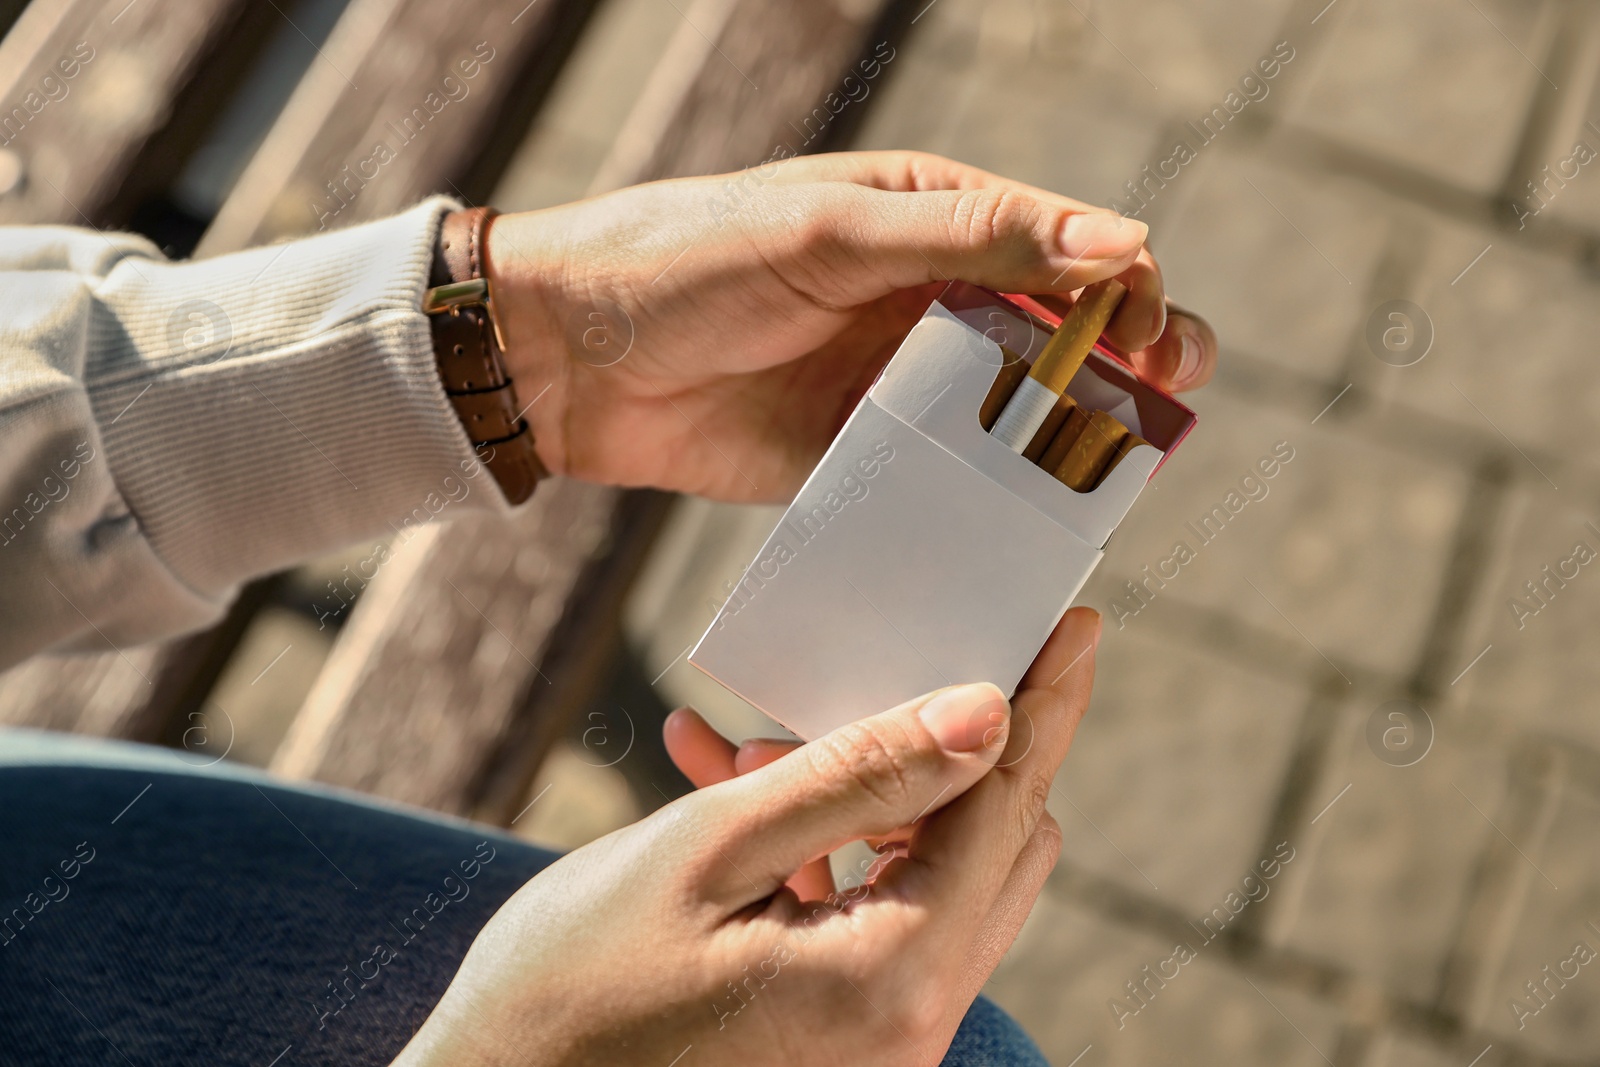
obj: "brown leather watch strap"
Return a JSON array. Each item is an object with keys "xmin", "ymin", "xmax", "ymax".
[{"xmin": 425, "ymin": 207, "xmax": 544, "ymax": 505}]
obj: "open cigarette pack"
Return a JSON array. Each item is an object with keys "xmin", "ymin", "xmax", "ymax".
[{"xmin": 689, "ymin": 281, "xmax": 1197, "ymax": 740}]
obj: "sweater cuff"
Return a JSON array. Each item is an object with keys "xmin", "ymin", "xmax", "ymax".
[{"xmin": 86, "ymin": 197, "xmax": 513, "ymax": 598}]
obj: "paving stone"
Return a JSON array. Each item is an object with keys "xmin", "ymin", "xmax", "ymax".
[
  {"xmin": 1081, "ymin": 0, "xmax": 1303, "ymax": 115},
  {"xmin": 1048, "ymin": 624, "xmax": 1306, "ymax": 919},
  {"xmin": 986, "ymin": 889, "xmax": 1346, "ymax": 1067},
  {"xmin": 1078, "ymin": 387, "xmax": 1470, "ymax": 678},
  {"xmin": 899, "ymin": 0, "xmax": 1302, "ymax": 120},
  {"xmin": 1375, "ymin": 216, "xmax": 1600, "ymax": 470},
  {"xmin": 1274, "ymin": 698, "xmax": 1509, "ymax": 1000},
  {"xmin": 1155, "ymin": 151, "xmax": 1394, "ymax": 380},
  {"xmin": 1451, "ymin": 488, "xmax": 1600, "ymax": 753},
  {"xmin": 1541, "ymin": 63, "xmax": 1600, "ymax": 232},
  {"xmin": 1362, "ymin": 1031, "xmax": 1481, "ymax": 1067},
  {"xmin": 1283, "ymin": 0, "xmax": 1552, "ymax": 195},
  {"xmin": 854, "ymin": 2, "xmax": 1169, "ymax": 213},
  {"xmin": 1472, "ymin": 781, "xmax": 1600, "ymax": 1060}
]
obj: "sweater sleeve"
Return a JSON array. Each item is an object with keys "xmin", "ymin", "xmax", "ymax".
[{"xmin": 0, "ymin": 196, "xmax": 513, "ymax": 670}]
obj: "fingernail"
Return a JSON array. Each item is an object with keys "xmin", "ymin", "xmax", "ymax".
[
  {"xmin": 1059, "ymin": 213, "xmax": 1148, "ymax": 263},
  {"xmin": 919, "ymin": 683, "xmax": 1011, "ymax": 753},
  {"xmin": 1174, "ymin": 329, "xmax": 1203, "ymax": 387}
]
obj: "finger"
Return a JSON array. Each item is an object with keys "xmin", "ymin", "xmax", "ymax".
[
  {"xmin": 686, "ymin": 682, "xmax": 1012, "ymax": 902},
  {"xmin": 663, "ymin": 708, "xmax": 739, "ymax": 788},
  {"xmin": 733, "ymin": 737, "xmax": 801, "ymax": 776},
  {"xmin": 785, "ymin": 183, "xmax": 1149, "ymax": 306},
  {"xmin": 883, "ymin": 608, "xmax": 1098, "ymax": 917},
  {"xmin": 1125, "ymin": 307, "xmax": 1217, "ymax": 393},
  {"xmin": 954, "ymin": 812, "xmax": 1062, "ymax": 1005},
  {"xmin": 732, "ymin": 739, "xmax": 836, "ymax": 901},
  {"xmin": 1102, "ymin": 250, "xmax": 1165, "ymax": 355},
  {"xmin": 757, "ymin": 151, "xmax": 1100, "ymax": 213}
]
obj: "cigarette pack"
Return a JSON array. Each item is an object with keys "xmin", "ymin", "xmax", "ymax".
[{"xmin": 688, "ymin": 282, "xmax": 1197, "ymax": 740}]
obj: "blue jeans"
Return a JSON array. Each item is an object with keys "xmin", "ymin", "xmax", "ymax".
[{"xmin": 0, "ymin": 729, "xmax": 1046, "ymax": 1066}]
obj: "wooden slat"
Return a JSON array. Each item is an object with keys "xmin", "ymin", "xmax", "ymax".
[
  {"xmin": 273, "ymin": 0, "xmax": 900, "ymax": 817},
  {"xmin": 272, "ymin": 479, "xmax": 622, "ymax": 806},
  {"xmin": 0, "ymin": 0, "xmax": 251, "ymax": 224},
  {"xmin": 589, "ymin": 0, "xmax": 891, "ymax": 188},
  {"xmin": 466, "ymin": 489, "xmax": 675, "ymax": 825},
  {"xmin": 0, "ymin": 648, "xmax": 164, "ymax": 737},
  {"xmin": 197, "ymin": 0, "xmax": 597, "ymax": 254},
  {"xmin": 0, "ymin": 0, "xmax": 596, "ymax": 739},
  {"xmin": 0, "ymin": 577, "xmax": 282, "ymax": 741},
  {"xmin": 0, "ymin": 1, "xmax": 34, "ymax": 42}
]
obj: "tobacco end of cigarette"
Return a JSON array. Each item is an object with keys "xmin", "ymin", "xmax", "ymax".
[
  {"xmin": 1092, "ymin": 431, "xmax": 1154, "ymax": 489},
  {"xmin": 1040, "ymin": 404, "xmax": 1093, "ymax": 474},
  {"xmin": 979, "ymin": 347, "xmax": 1030, "ymax": 431},
  {"xmin": 1053, "ymin": 411, "xmax": 1130, "ymax": 492}
]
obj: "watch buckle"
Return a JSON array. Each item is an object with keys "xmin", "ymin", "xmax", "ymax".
[{"xmin": 422, "ymin": 277, "xmax": 509, "ymax": 352}]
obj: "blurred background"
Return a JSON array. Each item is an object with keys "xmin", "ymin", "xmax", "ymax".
[{"xmin": 3, "ymin": 0, "xmax": 1599, "ymax": 1063}]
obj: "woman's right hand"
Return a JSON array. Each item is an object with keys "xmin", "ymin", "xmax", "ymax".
[{"xmin": 392, "ymin": 607, "xmax": 1100, "ymax": 1067}]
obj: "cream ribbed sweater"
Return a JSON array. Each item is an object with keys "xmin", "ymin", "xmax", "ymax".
[{"xmin": 0, "ymin": 197, "xmax": 512, "ymax": 670}]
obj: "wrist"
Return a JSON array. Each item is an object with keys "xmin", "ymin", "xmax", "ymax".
[
  {"xmin": 424, "ymin": 207, "xmax": 550, "ymax": 502},
  {"xmin": 483, "ymin": 210, "xmax": 574, "ymax": 479}
]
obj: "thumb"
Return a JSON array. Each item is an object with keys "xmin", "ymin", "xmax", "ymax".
[
  {"xmin": 697, "ymin": 682, "xmax": 1011, "ymax": 900},
  {"xmin": 798, "ymin": 184, "xmax": 1148, "ymax": 299}
]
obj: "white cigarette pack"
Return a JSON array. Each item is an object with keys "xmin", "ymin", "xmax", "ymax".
[{"xmin": 689, "ymin": 283, "xmax": 1196, "ymax": 740}]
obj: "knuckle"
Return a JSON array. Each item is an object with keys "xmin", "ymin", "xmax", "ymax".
[
  {"xmin": 952, "ymin": 188, "xmax": 1033, "ymax": 250},
  {"xmin": 792, "ymin": 211, "xmax": 842, "ymax": 261},
  {"xmin": 1013, "ymin": 771, "xmax": 1054, "ymax": 843},
  {"xmin": 897, "ymin": 150, "xmax": 942, "ymax": 186},
  {"xmin": 806, "ymin": 719, "xmax": 918, "ymax": 812},
  {"xmin": 790, "ymin": 188, "xmax": 861, "ymax": 260}
]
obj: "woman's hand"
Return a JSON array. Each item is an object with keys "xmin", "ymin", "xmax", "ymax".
[
  {"xmin": 392, "ymin": 608, "xmax": 1100, "ymax": 1067},
  {"xmin": 486, "ymin": 151, "xmax": 1216, "ymax": 501}
]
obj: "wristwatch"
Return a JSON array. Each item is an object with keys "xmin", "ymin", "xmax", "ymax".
[{"xmin": 423, "ymin": 206, "xmax": 545, "ymax": 505}]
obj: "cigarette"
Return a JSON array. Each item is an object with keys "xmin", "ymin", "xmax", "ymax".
[
  {"xmin": 1021, "ymin": 392, "xmax": 1079, "ymax": 462},
  {"xmin": 988, "ymin": 279, "xmax": 1128, "ymax": 452},
  {"xmin": 978, "ymin": 347, "xmax": 1030, "ymax": 431},
  {"xmin": 1052, "ymin": 410, "xmax": 1129, "ymax": 492}
]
